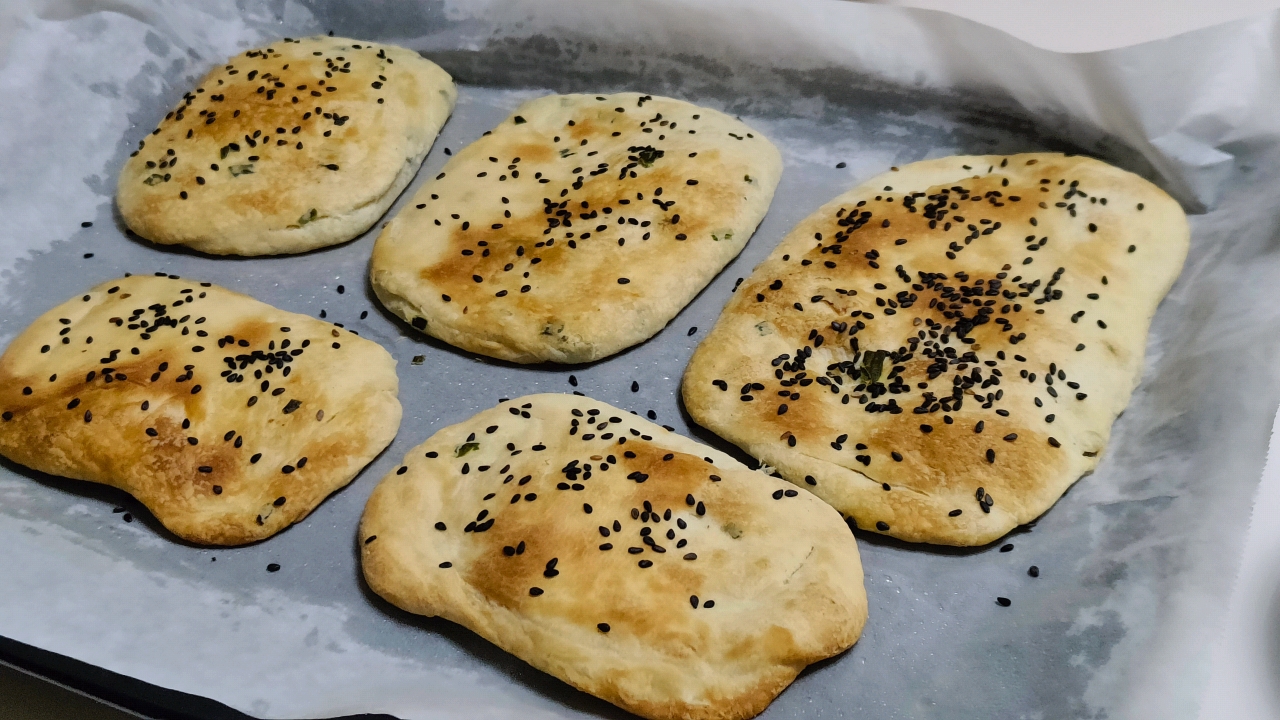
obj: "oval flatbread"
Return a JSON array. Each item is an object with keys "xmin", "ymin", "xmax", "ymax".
[
  {"xmin": 117, "ymin": 36, "xmax": 456, "ymax": 256},
  {"xmin": 682, "ymin": 154, "xmax": 1189, "ymax": 546},
  {"xmin": 370, "ymin": 92, "xmax": 782, "ymax": 363},
  {"xmin": 360, "ymin": 393, "xmax": 865, "ymax": 720},
  {"xmin": 0, "ymin": 275, "xmax": 401, "ymax": 545}
]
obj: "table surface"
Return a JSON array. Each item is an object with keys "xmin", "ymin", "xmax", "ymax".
[{"xmin": 5, "ymin": 1, "xmax": 1280, "ymax": 718}]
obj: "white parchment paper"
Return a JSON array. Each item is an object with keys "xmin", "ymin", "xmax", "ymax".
[{"xmin": 3, "ymin": 1, "xmax": 1280, "ymax": 718}]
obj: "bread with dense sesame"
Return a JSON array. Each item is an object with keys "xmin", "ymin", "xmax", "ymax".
[
  {"xmin": 682, "ymin": 153, "xmax": 1189, "ymax": 546},
  {"xmin": 369, "ymin": 92, "xmax": 782, "ymax": 363},
  {"xmin": 360, "ymin": 393, "xmax": 865, "ymax": 720},
  {"xmin": 117, "ymin": 36, "xmax": 456, "ymax": 256},
  {"xmin": 0, "ymin": 275, "xmax": 401, "ymax": 545}
]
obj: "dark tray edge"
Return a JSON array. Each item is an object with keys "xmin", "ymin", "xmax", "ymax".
[{"xmin": 0, "ymin": 635, "xmax": 399, "ymax": 720}]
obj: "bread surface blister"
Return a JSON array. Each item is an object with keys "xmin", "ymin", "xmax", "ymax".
[
  {"xmin": 0, "ymin": 275, "xmax": 401, "ymax": 545},
  {"xmin": 371, "ymin": 92, "xmax": 783, "ymax": 363},
  {"xmin": 117, "ymin": 36, "xmax": 456, "ymax": 256},
  {"xmin": 683, "ymin": 153, "xmax": 1189, "ymax": 546},
  {"xmin": 361, "ymin": 393, "xmax": 866, "ymax": 720}
]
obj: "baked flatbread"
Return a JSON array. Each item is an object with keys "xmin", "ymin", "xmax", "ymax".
[
  {"xmin": 360, "ymin": 393, "xmax": 865, "ymax": 720},
  {"xmin": 0, "ymin": 275, "xmax": 401, "ymax": 545},
  {"xmin": 117, "ymin": 36, "xmax": 455, "ymax": 256},
  {"xmin": 370, "ymin": 92, "xmax": 782, "ymax": 363},
  {"xmin": 682, "ymin": 154, "xmax": 1188, "ymax": 546}
]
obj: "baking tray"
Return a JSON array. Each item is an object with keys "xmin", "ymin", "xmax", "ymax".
[{"xmin": 4, "ymin": 1, "xmax": 1280, "ymax": 718}]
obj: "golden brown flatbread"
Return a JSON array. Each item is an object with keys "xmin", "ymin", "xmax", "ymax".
[
  {"xmin": 117, "ymin": 36, "xmax": 455, "ymax": 256},
  {"xmin": 370, "ymin": 92, "xmax": 782, "ymax": 363},
  {"xmin": 0, "ymin": 275, "xmax": 401, "ymax": 545},
  {"xmin": 360, "ymin": 393, "xmax": 865, "ymax": 720},
  {"xmin": 683, "ymin": 153, "xmax": 1188, "ymax": 546}
]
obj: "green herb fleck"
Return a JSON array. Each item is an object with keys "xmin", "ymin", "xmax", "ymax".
[
  {"xmin": 455, "ymin": 442, "xmax": 480, "ymax": 457},
  {"xmin": 297, "ymin": 208, "xmax": 318, "ymax": 226},
  {"xmin": 411, "ymin": 355, "xmax": 425, "ymax": 365},
  {"xmin": 631, "ymin": 145, "xmax": 664, "ymax": 168},
  {"xmin": 559, "ymin": 148, "xmax": 575, "ymax": 158},
  {"xmin": 229, "ymin": 163, "xmax": 254, "ymax": 177},
  {"xmin": 858, "ymin": 350, "xmax": 889, "ymax": 384},
  {"xmin": 143, "ymin": 174, "xmax": 164, "ymax": 186}
]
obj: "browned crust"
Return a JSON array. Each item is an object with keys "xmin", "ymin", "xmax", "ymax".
[
  {"xmin": 0, "ymin": 276, "xmax": 401, "ymax": 545},
  {"xmin": 370, "ymin": 92, "xmax": 783, "ymax": 363},
  {"xmin": 116, "ymin": 36, "xmax": 455, "ymax": 256},
  {"xmin": 360, "ymin": 394, "xmax": 866, "ymax": 719},
  {"xmin": 683, "ymin": 153, "xmax": 1189, "ymax": 546}
]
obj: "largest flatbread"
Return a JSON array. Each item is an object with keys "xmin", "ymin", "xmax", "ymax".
[
  {"xmin": 370, "ymin": 92, "xmax": 782, "ymax": 363},
  {"xmin": 682, "ymin": 154, "xmax": 1189, "ymax": 546}
]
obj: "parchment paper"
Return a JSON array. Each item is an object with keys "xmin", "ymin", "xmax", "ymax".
[{"xmin": 3, "ymin": 1, "xmax": 1280, "ymax": 718}]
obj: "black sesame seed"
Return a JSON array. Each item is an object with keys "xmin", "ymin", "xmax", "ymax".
[
  {"xmin": 996, "ymin": 597, "xmax": 1012, "ymax": 607},
  {"xmin": 1029, "ymin": 566, "xmax": 1040, "ymax": 577},
  {"xmin": 267, "ymin": 563, "xmax": 281, "ymax": 573},
  {"xmin": 876, "ymin": 521, "xmax": 889, "ymax": 531}
]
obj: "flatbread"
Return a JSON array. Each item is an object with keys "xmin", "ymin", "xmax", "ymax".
[
  {"xmin": 370, "ymin": 92, "xmax": 782, "ymax": 363},
  {"xmin": 682, "ymin": 153, "xmax": 1189, "ymax": 546},
  {"xmin": 0, "ymin": 275, "xmax": 401, "ymax": 545},
  {"xmin": 360, "ymin": 393, "xmax": 865, "ymax": 720},
  {"xmin": 117, "ymin": 36, "xmax": 456, "ymax": 256}
]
